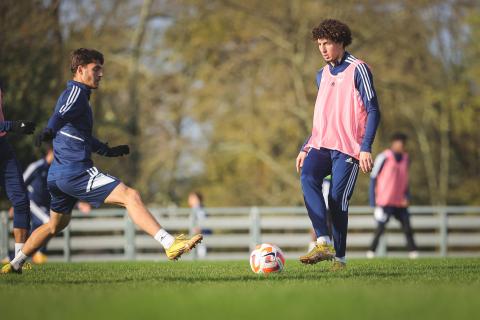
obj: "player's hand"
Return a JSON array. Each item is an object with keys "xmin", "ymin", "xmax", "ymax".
[
  {"xmin": 359, "ymin": 151, "xmax": 373, "ymax": 173},
  {"xmin": 106, "ymin": 145, "xmax": 130, "ymax": 157},
  {"xmin": 77, "ymin": 201, "xmax": 92, "ymax": 215},
  {"xmin": 11, "ymin": 120, "xmax": 36, "ymax": 134},
  {"xmin": 296, "ymin": 151, "xmax": 307, "ymax": 173},
  {"xmin": 35, "ymin": 128, "xmax": 55, "ymax": 147}
]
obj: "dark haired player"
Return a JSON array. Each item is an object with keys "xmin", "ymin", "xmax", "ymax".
[
  {"xmin": 0, "ymin": 81, "xmax": 36, "ymax": 265},
  {"xmin": 2, "ymin": 49, "xmax": 202, "ymax": 274},
  {"xmin": 367, "ymin": 133, "xmax": 418, "ymax": 259},
  {"xmin": 296, "ymin": 19, "xmax": 381, "ymax": 270}
]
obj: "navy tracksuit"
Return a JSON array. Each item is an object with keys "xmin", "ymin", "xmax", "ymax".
[
  {"xmin": 301, "ymin": 148, "xmax": 359, "ymax": 258},
  {"xmin": 0, "ymin": 136, "xmax": 30, "ymax": 229},
  {"xmin": 46, "ymin": 80, "xmax": 119, "ymax": 214}
]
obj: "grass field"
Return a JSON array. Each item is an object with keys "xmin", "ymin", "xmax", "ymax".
[{"xmin": 1, "ymin": 258, "xmax": 479, "ymax": 320}]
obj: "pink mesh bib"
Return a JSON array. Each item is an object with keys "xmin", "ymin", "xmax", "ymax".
[
  {"xmin": 306, "ymin": 60, "xmax": 367, "ymax": 159},
  {"xmin": 375, "ymin": 150, "xmax": 409, "ymax": 207}
]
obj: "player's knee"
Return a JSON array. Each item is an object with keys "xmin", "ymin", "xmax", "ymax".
[
  {"xmin": 48, "ymin": 221, "xmax": 65, "ymax": 236},
  {"xmin": 12, "ymin": 197, "xmax": 29, "ymax": 213},
  {"xmin": 125, "ymin": 187, "xmax": 143, "ymax": 206},
  {"xmin": 12, "ymin": 201, "xmax": 31, "ymax": 229},
  {"xmin": 328, "ymin": 191, "xmax": 345, "ymax": 208},
  {"xmin": 329, "ymin": 190, "xmax": 342, "ymax": 203}
]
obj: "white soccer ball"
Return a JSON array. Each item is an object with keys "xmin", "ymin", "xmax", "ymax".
[{"xmin": 249, "ymin": 243, "xmax": 285, "ymax": 274}]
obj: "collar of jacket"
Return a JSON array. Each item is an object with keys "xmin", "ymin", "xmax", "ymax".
[{"xmin": 67, "ymin": 80, "xmax": 92, "ymax": 100}]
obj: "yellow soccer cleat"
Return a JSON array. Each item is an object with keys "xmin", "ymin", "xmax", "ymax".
[
  {"xmin": 32, "ymin": 252, "xmax": 48, "ymax": 265},
  {"xmin": 165, "ymin": 234, "xmax": 203, "ymax": 261},
  {"xmin": 1, "ymin": 256, "xmax": 10, "ymax": 266},
  {"xmin": 299, "ymin": 243, "xmax": 336, "ymax": 264},
  {"xmin": 0, "ymin": 263, "xmax": 22, "ymax": 274},
  {"xmin": 330, "ymin": 260, "xmax": 347, "ymax": 272},
  {"xmin": 22, "ymin": 262, "xmax": 33, "ymax": 271}
]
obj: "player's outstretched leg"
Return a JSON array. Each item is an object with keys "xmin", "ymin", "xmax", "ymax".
[{"xmin": 105, "ymin": 183, "xmax": 202, "ymax": 260}]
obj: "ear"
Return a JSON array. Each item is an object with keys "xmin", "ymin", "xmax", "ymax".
[{"xmin": 76, "ymin": 65, "xmax": 85, "ymax": 77}]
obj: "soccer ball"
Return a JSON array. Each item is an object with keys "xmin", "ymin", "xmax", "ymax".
[{"xmin": 250, "ymin": 243, "xmax": 285, "ymax": 274}]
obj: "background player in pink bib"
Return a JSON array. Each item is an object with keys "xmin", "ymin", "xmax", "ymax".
[
  {"xmin": 367, "ymin": 133, "xmax": 418, "ymax": 259},
  {"xmin": 296, "ymin": 19, "xmax": 380, "ymax": 270}
]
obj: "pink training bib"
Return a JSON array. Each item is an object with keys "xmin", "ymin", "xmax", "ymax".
[
  {"xmin": 306, "ymin": 60, "xmax": 367, "ymax": 159},
  {"xmin": 375, "ymin": 149, "xmax": 409, "ymax": 207}
]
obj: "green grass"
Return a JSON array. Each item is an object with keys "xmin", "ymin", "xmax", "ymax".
[{"xmin": 1, "ymin": 259, "xmax": 479, "ymax": 320}]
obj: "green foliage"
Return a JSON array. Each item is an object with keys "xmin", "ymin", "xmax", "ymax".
[{"xmin": 0, "ymin": 0, "xmax": 478, "ymax": 207}]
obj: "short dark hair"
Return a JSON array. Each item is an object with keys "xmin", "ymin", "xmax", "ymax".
[
  {"xmin": 312, "ymin": 19, "xmax": 352, "ymax": 47},
  {"xmin": 391, "ymin": 132, "xmax": 408, "ymax": 143},
  {"xmin": 190, "ymin": 191, "xmax": 203, "ymax": 204},
  {"xmin": 70, "ymin": 48, "xmax": 104, "ymax": 74}
]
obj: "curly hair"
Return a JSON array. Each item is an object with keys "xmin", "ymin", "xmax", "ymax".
[
  {"xmin": 312, "ymin": 19, "xmax": 352, "ymax": 47},
  {"xmin": 70, "ymin": 48, "xmax": 104, "ymax": 74}
]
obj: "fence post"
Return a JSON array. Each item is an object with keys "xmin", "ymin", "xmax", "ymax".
[
  {"xmin": 124, "ymin": 211, "xmax": 136, "ymax": 260},
  {"xmin": 63, "ymin": 224, "xmax": 71, "ymax": 262},
  {"xmin": 190, "ymin": 208, "xmax": 198, "ymax": 260},
  {"xmin": 250, "ymin": 206, "xmax": 260, "ymax": 251},
  {"xmin": 0, "ymin": 211, "xmax": 8, "ymax": 260},
  {"xmin": 439, "ymin": 207, "xmax": 448, "ymax": 257}
]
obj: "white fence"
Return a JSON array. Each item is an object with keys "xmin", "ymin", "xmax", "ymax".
[{"xmin": 1, "ymin": 206, "xmax": 480, "ymax": 261}]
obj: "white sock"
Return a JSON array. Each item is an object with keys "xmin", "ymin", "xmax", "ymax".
[
  {"xmin": 154, "ymin": 229, "xmax": 175, "ymax": 249},
  {"xmin": 335, "ymin": 256, "xmax": 346, "ymax": 264},
  {"xmin": 15, "ymin": 243, "xmax": 24, "ymax": 256},
  {"xmin": 10, "ymin": 250, "xmax": 28, "ymax": 270},
  {"xmin": 316, "ymin": 236, "xmax": 332, "ymax": 245}
]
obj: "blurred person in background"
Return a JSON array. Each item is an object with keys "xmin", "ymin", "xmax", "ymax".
[
  {"xmin": 367, "ymin": 133, "xmax": 418, "ymax": 259},
  {"xmin": 189, "ymin": 191, "xmax": 210, "ymax": 258},
  {"xmin": 0, "ymin": 80, "xmax": 36, "ymax": 266}
]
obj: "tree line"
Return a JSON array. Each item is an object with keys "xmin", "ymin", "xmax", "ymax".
[{"xmin": 1, "ymin": 0, "xmax": 479, "ymax": 207}]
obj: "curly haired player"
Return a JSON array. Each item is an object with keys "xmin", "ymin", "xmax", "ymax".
[{"xmin": 296, "ymin": 19, "xmax": 381, "ymax": 270}]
